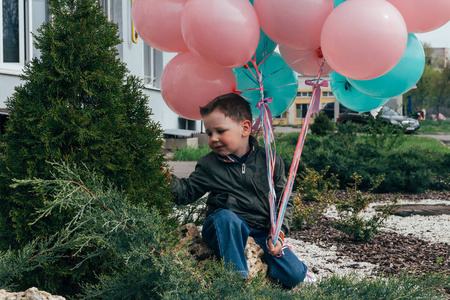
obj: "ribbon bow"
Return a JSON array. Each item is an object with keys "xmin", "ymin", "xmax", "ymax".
[
  {"xmin": 252, "ymin": 97, "xmax": 274, "ymax": 142},
  {"xmin": 305, "ymin": 79, "xmax": 328, "ymax": 114}
]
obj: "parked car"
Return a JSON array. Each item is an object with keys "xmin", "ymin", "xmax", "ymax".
[
  {"xmin": 319, "ymin": 102, "xmax": 351, "ymax": 120},
  {"xmin": 336, "ymin": 106, "xmax": 420, "ymax": 133}
]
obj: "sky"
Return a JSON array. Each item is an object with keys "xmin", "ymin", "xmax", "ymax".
[{"xmin": 416, "ymin": 21, "xmax": 450, "ymax": 48}]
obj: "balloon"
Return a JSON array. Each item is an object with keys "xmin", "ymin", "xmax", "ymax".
[
  {"xmin": 234, "ymin": 52, "xmax": 298, "ymax": 118},
  {"xmin": 321, "ymin": 0, "xmax": 408, "ymax": 80},
  {"xmin": 132, "ymin": 0, "xmax": 188, "ymax": 53},
  {"xmin": 182, "ymin": 0, "xmax": 260, "ymax": 68},
  {"xmin": 249, "ymin": 28, "xmax": 278, "ymax": 66},
  {"xmin": 330, "ymin": 72, "xmax": 389, "ymax": 112},
  {"xmin": 247, "ymin": 1, "xmax": 277, "ymax": 65},
  {"xmin": 348, "ymin": 34, "xmax": 425, "ymax": 98},
  {"xmin": 254, "ymin": 0, "xmax": 334, "ymax": 50},
  {"xmin": 386, "ymin": 0, "xmax": 450, "ymax": 33},
  {"xmin": 161, "ymin": 52, "xmax": 238, "ymax": 120},
  {"xmin": 334, "ymin": 0, "xmax": 345, "ymax": 7},
  {"xmin": 279, "ymin": 46, "xmax": 333, "ymax": 77}
]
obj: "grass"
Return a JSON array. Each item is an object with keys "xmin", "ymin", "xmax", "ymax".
[
  {"xmin": 397, "ymin": 135, "xmax": 450, "ymax": 153},
  {"xmin": 287, "ymin": 272, "xmax": 450, "ymax": 300},
  {"xmin": 418, "ymin": 120, "xmax": 450, "ymax": 134},
  {"xmin": 172, "ymin": 145, "xmax": 211, "ymax": 161}
]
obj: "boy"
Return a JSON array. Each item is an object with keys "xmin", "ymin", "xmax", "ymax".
[{"xmin": 170, "ymin": 93, "xmax": 312, "ymax": 288}]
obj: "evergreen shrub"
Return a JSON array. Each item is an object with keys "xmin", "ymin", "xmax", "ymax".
[
  {"xmin": 278, "ymin": 131, "xmax": 449, "ymax": 193},
  {"xmin": 310, "ymin": 113, "xmax": 335, "ymax": 136},
  {"xmin": 0, "ymin": 0, "xmax": 172, "ymax": 295}
]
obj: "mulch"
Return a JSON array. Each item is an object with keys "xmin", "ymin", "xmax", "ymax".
[{"xmin": 287, "ymin": 190, "xmax": 450, "ymax": 277}]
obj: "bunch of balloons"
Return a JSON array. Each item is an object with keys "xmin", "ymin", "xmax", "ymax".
[{"xmin": 132, "ymin": 0, "xmax": 450, "ymax": 119}]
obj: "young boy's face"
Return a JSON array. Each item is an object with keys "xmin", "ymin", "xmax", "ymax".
[{"xmin": 203, "ymin": 109, "xmax": 251, "ymax": 158}]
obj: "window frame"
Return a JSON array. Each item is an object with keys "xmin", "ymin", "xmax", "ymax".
[{"xmin": 0, "ymin": 0, "xmax": 25, "ymax": 74}]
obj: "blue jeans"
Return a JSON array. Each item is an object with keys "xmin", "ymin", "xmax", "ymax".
[{"xmin": 202, "ymin": 209, "xmax": 307, "ymax": 288}]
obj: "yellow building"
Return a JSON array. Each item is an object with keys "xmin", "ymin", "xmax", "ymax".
[{"xmin": 273, "ymin": 75, "xmax": 335, "ymax": 126}]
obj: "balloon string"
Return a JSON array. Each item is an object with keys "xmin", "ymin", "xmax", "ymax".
[{"xmin": 271, "ymin": 62, "xmax": 326, "ymax": 245}]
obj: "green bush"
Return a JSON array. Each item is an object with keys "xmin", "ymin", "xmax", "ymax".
[
  {"xmin": 332, "ymin": 173, "xmax": 398, "ymax": 242},
  {"xmin": 288, "ymin": 131, "xmax": 450, "ymax": 193},
  {"xmin": 292, "ymin": 166, "xmax": 338, "ymax": 230},
  {"xmin": 310, "ymin": 113, "xmax": 335, "ymax": 136},
  {"xmin": 0, "ymin": 0, "xmax": 172, "ymax": 295}
]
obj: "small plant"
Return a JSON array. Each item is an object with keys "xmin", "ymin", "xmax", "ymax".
[
  {"xmin": 332, "ymin": 173, "xmax": 398, "ymax": 242},
  {"xmin": 292, "ymin": 166, "xmax": 339, "ymax": 230},
  {"xmin": 364, "ymin": 112, "xmax": 407, "ymax": 151},
  {"xmin": 310, "ymin": 113, "xmax": 335, "ymax": 136}
]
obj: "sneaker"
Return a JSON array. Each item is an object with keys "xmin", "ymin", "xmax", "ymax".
[{"xmin": 303, "ymin": 270, "xmax": 317, "ymax": 284}]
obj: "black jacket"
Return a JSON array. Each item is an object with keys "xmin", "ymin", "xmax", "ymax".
[{"xmin": 172, "ymin": 137, "xmax": 294, "ymax": 234}]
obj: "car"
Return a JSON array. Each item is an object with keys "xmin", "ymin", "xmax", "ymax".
[
  {"xmin": 319, "ymin": 102, "xmax": 351, "ymax": 120},
  {"xmin": 336, "ymin": 106, "xmax": 420, "ymax": 134}
]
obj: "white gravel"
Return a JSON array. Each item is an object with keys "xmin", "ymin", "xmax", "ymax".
[{"xmin": 289, "ymin": 199, "xmax": 450, "ymax": 281}]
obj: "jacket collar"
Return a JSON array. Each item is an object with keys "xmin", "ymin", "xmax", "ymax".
[{"xmin": 217, "ymin": 136, "xmax": 258, "ymax": 163}]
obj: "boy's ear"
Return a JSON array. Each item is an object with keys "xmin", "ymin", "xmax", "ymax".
[{"xmin": 242, "ymin": 120, "xmax": 252, "ymax": 137}]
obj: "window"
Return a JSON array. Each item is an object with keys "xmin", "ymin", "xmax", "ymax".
[
  {"xmin": 322, "ymin": 91, "xmax": 334, "ymax": 97},
  {"xmin": 30, "ymin": 0, "xmax": 50, "ymax": 59},
  {"xmin": 1, "ymin": 0, "xmax": 24, "ymax": 70},
  {"xmin": 99, "ymin": 0, "xmax": 122, "ymax": 60},
  {"xmin": 1, "ymin": 0, "xmax": 49, "ymax": 73},
  {"xmin": 275, "ymin": 111, "xmax": 287, "ymax": 119},
  {"xmin": 297, "ymin": 91, "xmax": 313, "ymax": 98},
  {"xmin": 144, "ymin": 44, "xmax": 163, "ymax": 89},
  {"xmin": 295, "ymin": 103, "xmax": 308, "ymax": 119}
]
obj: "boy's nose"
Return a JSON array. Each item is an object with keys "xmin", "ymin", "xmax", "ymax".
[{"xmin": 210, "ymin": 133, "xmax": 219, "ymax": 142}]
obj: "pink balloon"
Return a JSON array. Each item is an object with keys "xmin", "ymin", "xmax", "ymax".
[
  {"xmin": 279, "ymin": 46, "xmax": 333, "ymax": 77},
  {"xmin": 321, "ymin": 0, "xmax": 408, "ymax": 80},
  {"xmin": 386, "ymin": 0, "xmax": 450, "ymax": 33},
  {"xmin": 254, "ymin": 0, "xmax": 334, "ymax": 50},
  {"xmin": 132, "ymin": 0, "xmax": 189, "ymax": 52},
  {"xmin": 181, "ymin": 0, "xmax": 260, "ymax": 68},
  {"xmin": 161, "ymin": 52, "xmax": 238, "ymax": 120}
]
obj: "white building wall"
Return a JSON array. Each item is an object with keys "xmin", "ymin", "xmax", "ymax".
[{"xmin": 0, "ymin": 74, "xmax": 20, "ymax": 107}]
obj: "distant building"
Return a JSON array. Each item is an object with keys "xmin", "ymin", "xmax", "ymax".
[{"xmin": 428, "ymin": 47, "xmax": 449, "ymax": 68}]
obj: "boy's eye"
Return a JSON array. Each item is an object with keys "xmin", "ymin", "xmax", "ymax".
[{"xmin": 217, "ymin": 130, "xmax": 225, "ymax": 134}]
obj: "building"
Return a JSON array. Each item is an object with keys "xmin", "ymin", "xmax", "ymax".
[
  {"xmin": 429, "ymin": 47, "xmax": 449, "ymax": 69},
  {"xmin": 0, "ymin": 0, "xmax": 202, "ymax": 132}
]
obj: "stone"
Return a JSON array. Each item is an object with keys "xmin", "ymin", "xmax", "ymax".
[
  {"xmin": 0, "ymin": 287, "xmax": 65, "ymax": 300},
  {"xmin": 178, "ymin": 223, "xmax": 268, "ymax": 278}
]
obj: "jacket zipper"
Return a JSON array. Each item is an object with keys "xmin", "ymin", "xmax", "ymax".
[{"xmin": 242, "ymin": 163, "xmax": 257, "ymax": 225}]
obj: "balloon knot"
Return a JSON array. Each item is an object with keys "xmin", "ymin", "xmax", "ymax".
[
  {"xmin": 344, "ymin": 81, "xmax": 351, "ymax": 91},
  {"xmin": 317, "ymin": 48, "xmax": 324, "ymax": 58}
]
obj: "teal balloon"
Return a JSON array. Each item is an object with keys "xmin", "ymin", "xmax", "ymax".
[
  {"xmin": 251, "ymin": 28, "xmax": 278, "ymax": 65},
  {"xmin": 334, "ymin": 0, "xmax": 346, "ymax": 7},
  {"xmin": 234, "ymin": 52, "xmax": 298, "ymax": 118},
  {"xmin": 330, "ymin": 72, "xmax": 389, "ymax": 112},
  {"xmin": 348, "ymin": 34, "xmax": 425, "ymax": 98},
  {"xmin": 248, "ymin": 0, "xmax": 277, "ymax": 65}
]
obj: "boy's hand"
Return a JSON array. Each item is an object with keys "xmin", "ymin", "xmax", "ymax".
[{"xmin": 267, "ymin": 238, "xmax": 282, "ymax": 256}]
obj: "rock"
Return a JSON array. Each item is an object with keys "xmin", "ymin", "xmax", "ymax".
[
  {"xmin": 245, "ymin": 237, "xmax": 268, "ymax": 277},
  {"xmin": 0, "ymin": 287, "xmax": 65, "ymax": 300},
  {"xmin": 178, "ymin": 223, "xmax": 268, "ymax": 278}
]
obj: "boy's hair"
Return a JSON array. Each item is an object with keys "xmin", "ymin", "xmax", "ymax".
[{"xmin": 200, "ymin": 93, "xmax": 252, "ymax": 123}]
